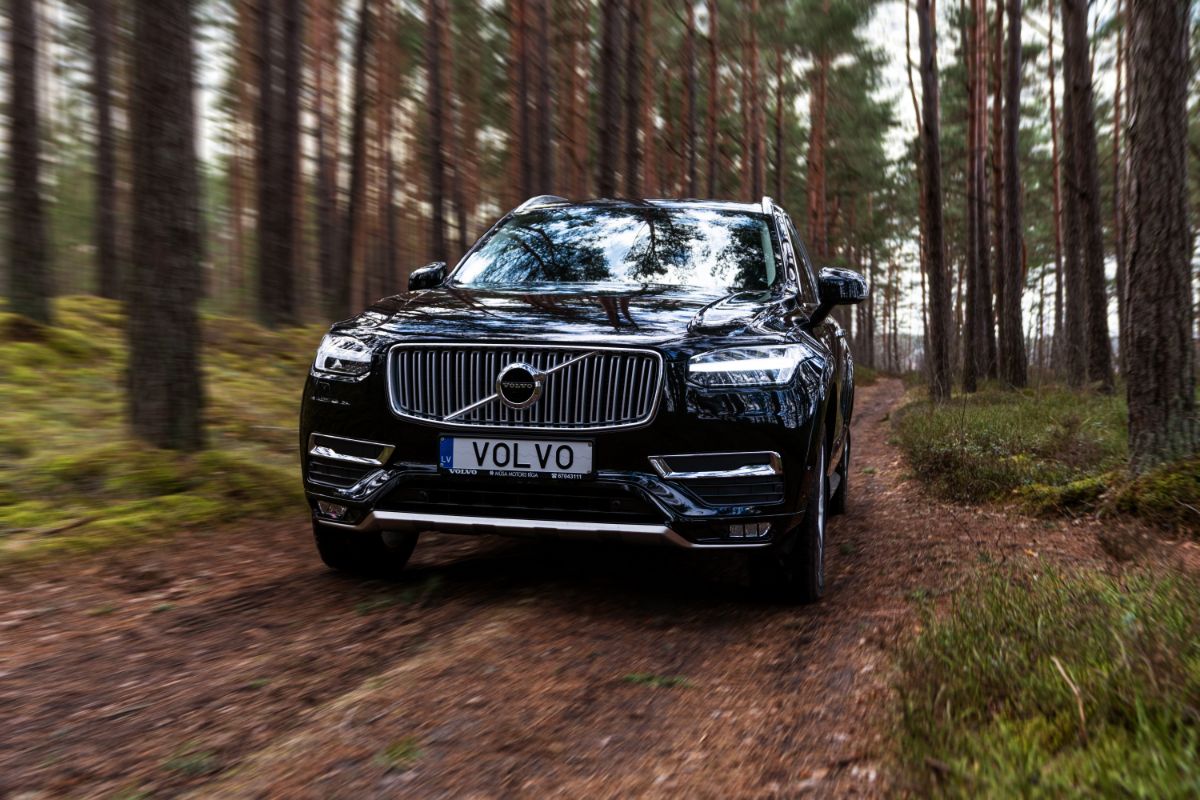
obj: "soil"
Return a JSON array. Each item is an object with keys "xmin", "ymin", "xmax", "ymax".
[{"xmin": 0, "ymin": 379, "xmax": 1125, "ymax": 798}]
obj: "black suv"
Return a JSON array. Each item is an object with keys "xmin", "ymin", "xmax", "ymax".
[{"xmin": 300, "ymin": 197, "xmax": 866, "ymax": 601}]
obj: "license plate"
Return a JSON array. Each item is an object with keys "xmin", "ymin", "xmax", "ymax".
[{"xmin": 439, "ymin": 436, "xmax": 593, "ymax": 479}]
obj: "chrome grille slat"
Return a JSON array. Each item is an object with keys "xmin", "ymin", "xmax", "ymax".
[{"xmin": 388, "ymin": 344, "xmax": 663, "ymax": 431}]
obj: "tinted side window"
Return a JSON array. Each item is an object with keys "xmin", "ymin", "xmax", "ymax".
[{"xmin": 786, "ymin": 218, "xmax": 820, "ymax": 304}]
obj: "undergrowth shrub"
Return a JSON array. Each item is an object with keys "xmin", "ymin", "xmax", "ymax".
[{"xmin": 897, "ymin": 569, "xmax": 1200, "ymax": 797}]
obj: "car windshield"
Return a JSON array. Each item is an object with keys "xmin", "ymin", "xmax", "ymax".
[{"xmin": 449, "ymin": 205, "xmax": 782, "ymax": 291}]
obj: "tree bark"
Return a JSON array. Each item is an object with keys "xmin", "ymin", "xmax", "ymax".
[
  {"xmin": 128, "ymin": 0, "xmax": 204, "ymax": 448},
  {"xmin": 999, "ymin": 0, "xmax": 1027, "ymax": 387},
  {"xmin": 917, "ymin": 0, "xmax": 952, "ymax": 402},
  {"xmin": 1047, "ymin": 0, "xmax": 1065, "ymax": 373},
  {"xmin": 91, "ymin": 0, "xmax": 120, "ymax": 300},
  {"xmin": 684, "ymin": 0, "xmax": 698, "ymax": 196},
  {"xmin": 344, "ymin": 0, "xmax": 373, "ymax": 312},
  {"xmin": 705, "ymin": 0, "xmax": 718, "ymax": 197},
  {"xmin": 1060, "ymin": 0, "xmax": 1085, "ymax": 385},
  {"xmin": 255, "ymin": 0, "xmax": 303, "ymax": 326},
  {"xmin": 535, "ymin": 0, "xmax": 554, "ymax": 193},
  {"xmin": 1112, "ymin": 0, "xmax": 1127, "ymax": 374},
  {"xmin": 623, "ymin": 0, "xmax": 642, "ymax": 197},
  {"xmin": 597, "ymin": 0, "xmax": 623, "ymax": 197},
  {"xmin": 1062, "ymin": 0, "xmax": 1114, "ymax": 391},
  {"xmin": 988, "ymin": 0, "xmax": 1004, "ymax": 380},
  {"xmin": 427, "ymin": 0, "xmax": 449, "ymax": 263},
  {"xmin": 6, "ymin": 0, "xmax": 51, "ymax": 323},
  {"xmin": 963, "ymin": 0, "xmax": 981, "ymax": 392},
  {"xmin": 1125, "ymin": 0, "xmax": 1196, "ymax": 471}
]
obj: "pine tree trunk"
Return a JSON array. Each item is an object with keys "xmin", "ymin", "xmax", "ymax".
[
  {"xmin": 514, "ymin": 0, "xmax": 533, "ymax": 198},
  {"xmin": 1112, "ymin": 0, "xmax": 1127, "ymax": 374},
  {"xmin": 684, "ymin": 0, "xmax": 697, "ymax": 196},
  {"xmin": 534, "ymin": 0, "xmax": 554, "ymax": 193},
  {"xmin": 1059, "ymin": 0, "xmax": 1086, "ymax": 385},
  {"xmin": 314, "ymin": 0, "xmax": 341, "ymax": 318},
  {"xmin": 917, "ymin": 0, "xmax": 952, "ymax": 402},
  {"xmin": 1047, "ymin": 0, "xmax": 1065, "ymax": 373},
  {"xmin": 705, "ymin": 0, "xmax": 718, "ymax": 197},
  {"xmin": 427, "ymin": 0, "xmax": 449, "ymax": 263},
  {"xmin": 344, "ymin": 0, "xmax": 373, "ymax": 312},
  {"xmin": 1062, "ymin": 0, "xmax": 1114, "ymax": 392},
  {"xmin": 622, "ymin": 0, "xmax": 642, "ymax": 197},
  {"xmin": 7, "ymin": 0, "xmax": 51, "ymax": 324},
  {"xmin": 128, "ymin": 0, "xmax": 204, "ymax": 448},
  {"xmin": 806, "ymin": 44, "xmax": 829, "ymax": 257},
  {"xmin": 597, "ymin": 0, "xmax": 623, "ymax": 197},
  {"xmin": 91, "ymin": 0, "xmax": 120, "ymax": 300},
  {"xmin": 963, "ymin": 0, "xmax": 981, "ymax": 392},
  {"xmin": 773, "ymin": 46, "xmax": 785, "ymax": 201},
  {"xmin": 988, "ymin": 0, "xmax": 1005, "ymax": 380},
  {"xmin": 1125, "ymin": 0, "xmax": 1196, "ymax": 471},
  {"xmin": 998, "ymin": 0, "xmax": 1027, "ymax": 387}
]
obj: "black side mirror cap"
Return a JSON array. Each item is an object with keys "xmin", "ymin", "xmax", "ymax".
[
  {"xmin": 809, "ymin": 267, "xmax": 868, "ymax": 326},
  {"xmin": 408, "ymin": 261, "xmax": 447, "ymax": 291}
]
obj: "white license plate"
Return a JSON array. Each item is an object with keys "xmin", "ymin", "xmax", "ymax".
[{"xmin": 439, "ymin": 436, "xmax": 593, "ymax": 479}]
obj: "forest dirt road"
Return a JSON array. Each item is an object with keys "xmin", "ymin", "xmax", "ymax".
[{"xmin": 0, "ymin": 378, "xmax": 1107, "ymax": 799}]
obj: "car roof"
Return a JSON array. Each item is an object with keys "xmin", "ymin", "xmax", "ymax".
[{"xmin": 514, "ymin": 196, "xmax": 774, "ymax": 216}]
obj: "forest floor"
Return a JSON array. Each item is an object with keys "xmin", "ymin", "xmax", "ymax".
[{"xmin": 0, "ymin": 378, "xmax": 1173, "ymax": 799}]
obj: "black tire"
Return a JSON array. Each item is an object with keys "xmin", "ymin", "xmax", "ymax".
[
  {"xmin": 830, "ymin": 429, "xmax": 849, "ymax": 516},
  {"xmin": 313, "ymin": 522, "xmax": 418, "ymax": 578},
  {"xmin": 750, "ymin": 442, "xmax": 828, "ymax": 603}
]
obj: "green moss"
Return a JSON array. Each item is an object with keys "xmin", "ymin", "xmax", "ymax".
[
  {"xmin": 1018, "ymin": 474, "xmax": 1112, "ymax": 516},
  {"xmin": 896, "ymin": 568, "xmax": 1200, "ymax": 797},
  {"xmin": 1110, "ymin": 458, "xmax": 1200, "ymax": 533},
  {"xmin": 0, "ymin": 296, "xmax": 311, "ymax": 565}
]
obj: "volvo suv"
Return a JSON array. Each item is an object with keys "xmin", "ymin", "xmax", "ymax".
[{"xmin": 300, "ymin": 196, "xmax": 866, "ymax": 601}]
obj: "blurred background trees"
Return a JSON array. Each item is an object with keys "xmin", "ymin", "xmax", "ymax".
[{"xmin": 0, "ymin": 0, "xmax": 1197, "ymax": 467}]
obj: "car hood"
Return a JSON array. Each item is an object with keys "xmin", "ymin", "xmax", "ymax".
[{"xmin": 350, "ymin": 285, "xmax": 796, "ymax": 345}]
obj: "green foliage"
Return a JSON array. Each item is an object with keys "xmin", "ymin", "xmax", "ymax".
[
  {"xmin": 896, "ymin": 569, "xmax": 1200, "ymax": 798},
  {"xmin": 894, "ymin": 384, "xmax": 1200, "ymax": 533},
  {"xmin": 0, "ymin": 296, "xmax": 322, "ymax": 564},
  {"xmin": 893, "ymin": 386, "xmax": 1127, "ymax": 503}
]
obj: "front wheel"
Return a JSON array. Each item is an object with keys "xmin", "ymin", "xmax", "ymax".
[
  {"xmin": 751, "ymin": 442, "xmax": 828, "ymax": 603},
  {"xmin": 313, "ymin": 522, "xmax": 418, "ymax": 578}
]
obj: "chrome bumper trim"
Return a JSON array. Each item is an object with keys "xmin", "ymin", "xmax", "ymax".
[
  {"xmin": 647, "ymin": 451, "xmax": 783, "ymax": 480},
  {"xmin": 321, "ymin": 510, "xmax": 770, "ymax": 549},
  {"xmin": 307, "ymin": 433, "xmax": 395, "ymax": 466}
]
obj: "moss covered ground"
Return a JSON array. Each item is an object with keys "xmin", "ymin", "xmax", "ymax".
[
  {"xmin": 0, "ymin": 296, "xmax": 326, "ymax": 564},
  {"xmin": 893, "ymin": 384, "xmax": 1200, "ymax": 533}
]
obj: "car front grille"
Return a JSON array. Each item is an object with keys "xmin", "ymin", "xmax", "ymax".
[{"xmin": 388, "ymin": 343, "xmax": 663, "ymax": 430}]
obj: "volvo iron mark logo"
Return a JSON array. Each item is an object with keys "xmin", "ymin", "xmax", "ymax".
[{"xmin": 495, "ymin": 362, "xmax": 545, "ymax": 409}]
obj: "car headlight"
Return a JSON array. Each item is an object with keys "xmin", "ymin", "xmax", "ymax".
[
  {"xmin": 313, "ymin": 334, "xmax": 372, "ymax": 376},
  {"xmin": 687, "ymin": 345, "xmax": 809, "ymax": 388}
]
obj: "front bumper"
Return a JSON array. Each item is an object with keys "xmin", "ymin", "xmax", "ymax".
[
  {"xmin": 318, "ymin": 510, "xmax": 772, "ymax": 549},
  {"xmin": 300, "ymin": 349, "xmax": 826, "ymax": 548}
]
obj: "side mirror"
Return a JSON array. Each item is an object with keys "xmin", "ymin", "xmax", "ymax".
[
  {"xmin": 408, "ymin": 261, "xmax": 447, "ymax": 291},
  {"xmin": 809, "ymin": 267, "xmax": 867, "ymax": 326}
]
